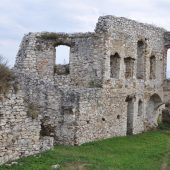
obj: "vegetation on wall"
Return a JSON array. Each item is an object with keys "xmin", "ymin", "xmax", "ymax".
[
  {"xmin": 39, "ymin": 32, "xmax": 67, "ymax": 40},
  {"xmin": 0, "ymin": 55, "xmax": 16, "ymax": 95}
]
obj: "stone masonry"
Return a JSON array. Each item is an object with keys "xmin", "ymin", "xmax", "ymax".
[{"xmin": 1, "ymin": 15, "xmax": 170, "ymax": 164}]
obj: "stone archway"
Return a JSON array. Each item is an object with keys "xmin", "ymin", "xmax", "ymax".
[{"xmin": 146, "ymin": 94, "xmax": 162, "ymax": 128}]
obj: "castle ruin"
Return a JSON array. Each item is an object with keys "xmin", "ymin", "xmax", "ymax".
[{"xmin": 1, "ymin": 15, "xmax": 170, "ymax": 164}]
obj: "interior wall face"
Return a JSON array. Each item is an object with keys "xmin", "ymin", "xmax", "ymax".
[{"xmin": 75, "ymin": 89, "xmax": 127, "ymax": 144}]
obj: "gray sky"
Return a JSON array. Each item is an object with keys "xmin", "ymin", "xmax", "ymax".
[{"xmin": 1, "ymin": 0, "xmax": 170, "ymax": 69}]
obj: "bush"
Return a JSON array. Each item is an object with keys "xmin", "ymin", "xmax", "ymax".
[
  {"xmin": 158, "ymin": 122, "xmax": 170, "ymax": 130},
  {"xmin": 0, "ymin": 56, "xmax": 15, "ymax": 94}
]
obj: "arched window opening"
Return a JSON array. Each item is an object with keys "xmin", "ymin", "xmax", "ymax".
[
  {"xmin": 138, "ymin": 100, "xmax": 143, "ymax": 116},
  {"xmin": 54, "ymin": 45, "xmax": 70, "ymax": 75},
  {"xmin": 167, "ymin": 50, "xmax": 170, "ymax": 78},
  {"xmin": 124, "ymin": 57, "xmax": 135, "ymax": 79},
  {"xmin": 150, "ymin": 55, "xmax": 156, "ymax": 79},
  {"xmin": 110, "ymin": 53, "xmax": 120, "ymax": 78},
  {"xmin": 137, "ymin": 40, "xmax": 145, "ymax": 79},
  {"xmin": 146, "ymin": 94, "xmax": 162, "ymax": 127}
]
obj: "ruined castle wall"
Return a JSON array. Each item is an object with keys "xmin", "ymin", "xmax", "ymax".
[
  {"xmin": 75, "ymin": 88, "xmax": 127, "ymax": 144},
  {"xmin": 15, "ymin": 73, "xmax": 63, "ymax": 142},
  {"xmin": 69, "ymin": 33, "xmax": 105, "ymax": 87},
  {"xmin": 94, "ymin": 16, "xmax": 166, "ymax": 131},
  {"xmin": 15, "ymin": 32, "xmax": 105, "ymax": 87},
  {"xmin": 7, "ymin": 16, "xmax": 168, "ymax": 152},
  {"xmin": 96, "ymin": 16, "xmax": 166, "ymax": 87},
  {"xmin": 0, "ymin": 87, "xmax": 53, "ymax": 165},
  {"xmin": 74, "ymin": 88, "xmax": 149, "ymax": 144},
  {"xmin": 73, "ymin": 87, "xmax": 164, "ymax": 145},
  {"xmin": 14, "ymin": 72, "xmax": 81, "ymax": 146}
]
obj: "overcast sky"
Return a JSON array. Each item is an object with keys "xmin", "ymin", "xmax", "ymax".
[{"xmin": 1, "ymin": 0, "xmax": 170, "ymax": 69}]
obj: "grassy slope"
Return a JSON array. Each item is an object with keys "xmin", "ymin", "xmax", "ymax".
[{"xmin": 1, "ymin": 130, "xmax": 170, "ymax": 170}]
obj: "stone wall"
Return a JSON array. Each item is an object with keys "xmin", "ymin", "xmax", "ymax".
[
  {"xmin": 74, "ymin": 89, "xmax": 165, "ymax": 145},
  {"xmin": 13, "ymin": 16, "xmax": 168, "ymax": 145},
  {"xmin": 96, "ymin": 16, "xmax": 166, "ymax": 85},
  {"xmin": 15, "ymin": 32, "xmax": 105, "ymax": 87},
  {"xmin": 0, "ymin": 85, "xmax": 53, "ymax": 165},
  {"xmin": 75, "ymin": 88, "xmax": 127, "ymax": 144}
]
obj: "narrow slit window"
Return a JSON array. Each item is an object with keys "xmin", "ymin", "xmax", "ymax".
[
  {"xmin": 126, "ymin": 97, "xmax": 134, "ymax": 135},
  {"xmin": 137, "ymin": 40, "xmax": 145, "ymax": 79},
  {"xmin": 150, "ymin": 55, "xmax": 156, "ymax": 79},
  {"xmin": 138, "ymin": 100, "xmax": 143, "ymax": 116},
  {"xmin": 124, "ymin": 57, "xmax": 135, "ymax": 79}
]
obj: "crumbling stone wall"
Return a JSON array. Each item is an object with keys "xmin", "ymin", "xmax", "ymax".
[
  {"xmin": 14, "ymin": 16, "xmax": 168, "ymax": 143},
  {"xmin": 1, "ymin": 15, "xmax": 170, "ymax": 164},
  {"xmin": 15, "ymin": 32, "xmax": 104, "ymax": 87},
  {"xmin": 0, "ymin": 85, "xmax": 53, "ymax": 165}
]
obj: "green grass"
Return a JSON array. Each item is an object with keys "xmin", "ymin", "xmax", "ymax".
[{"xmin": 1, "ymin": 130, "xmax": 170, "ymax": 170}]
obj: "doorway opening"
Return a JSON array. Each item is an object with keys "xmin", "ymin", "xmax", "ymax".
[{"xmin": 126, "ymin": 96, "xmax": 134, "ymax": 135}]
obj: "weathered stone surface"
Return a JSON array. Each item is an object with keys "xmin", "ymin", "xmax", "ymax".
[{"xmin": 0, "ymin": 85, "xmax": 54, "ymax": 165}]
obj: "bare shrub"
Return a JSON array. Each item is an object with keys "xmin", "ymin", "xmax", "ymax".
[{"xmin": 0, "ymin": 55, "xmax": 16, "ymax": 94}]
